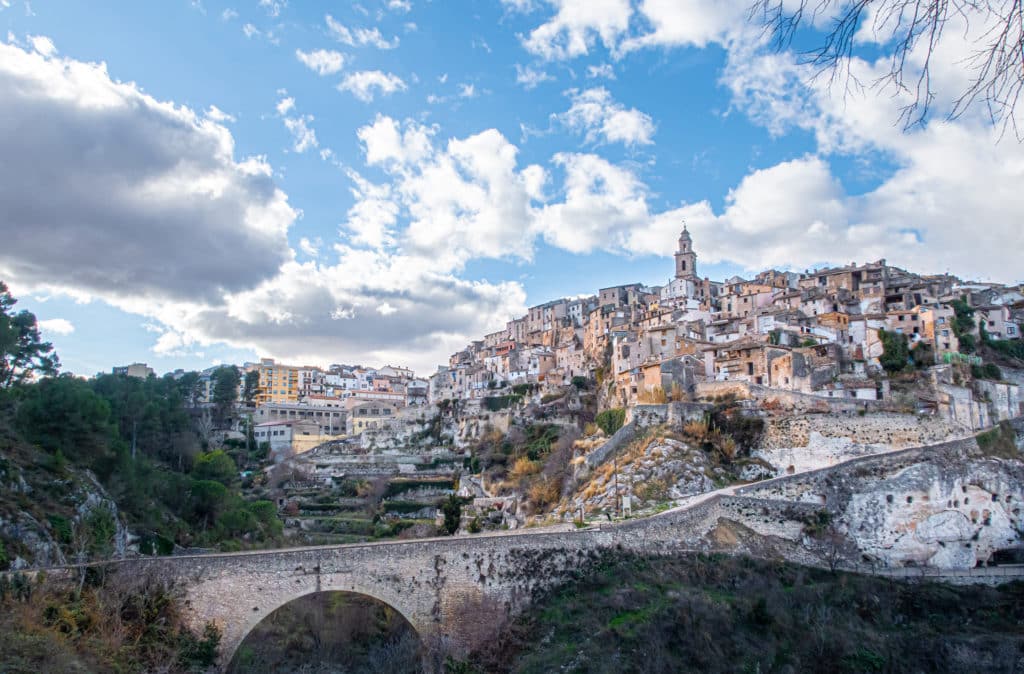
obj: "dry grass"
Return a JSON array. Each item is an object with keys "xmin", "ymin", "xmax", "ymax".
[
  {"xmin": 682, "ymin": 418, "xmax": 709, "ymax": 441},
  {"xmin": 509, "ymin": 457, "xmax": 542, "ymax": 481},
  {"xmin": 528, "ymin": 478, "xmax": 562, "ymax": 509},
  {"xmin": 638, "ymin": 387, "xmax": 668, "ymax": 404},
  {"xmin": 572, "ymin": 437, "xmax": 604, "ymax": 452}
]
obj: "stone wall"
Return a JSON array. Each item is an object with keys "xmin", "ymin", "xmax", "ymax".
[
  {"xmin": 975, "ymin": 379, "xmax": 1023, "ymax": 422},
  {"xmin": 759, "ymin": 412, "xmax": 968, "ymax": 450}
]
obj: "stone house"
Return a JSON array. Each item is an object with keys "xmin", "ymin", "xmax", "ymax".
[
  {"xmin": 255, "ymin": 419, "xmax": 322, "ymax": 457},
  {"xmin": 347, "ymin": 401, "xmax": 399, "ymax": 435}
]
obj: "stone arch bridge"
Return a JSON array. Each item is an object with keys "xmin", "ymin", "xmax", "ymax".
[
  {"xmin": 51, "ymin": 494, "xmax": 822, "ymax": 669},
  {"xmin": 30, "ymin": 433, "xmax": 1024, "ymax": 670}
]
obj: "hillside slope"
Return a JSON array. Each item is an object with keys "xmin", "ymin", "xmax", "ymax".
[{"xmin": 465, "ymin": 552, "xmax": 1024, "ymax": 674}]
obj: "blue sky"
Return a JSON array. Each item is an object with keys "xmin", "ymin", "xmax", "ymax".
[{"xmin": 1, "ymin": 0, "xmax": 1020, "ymax": 376}]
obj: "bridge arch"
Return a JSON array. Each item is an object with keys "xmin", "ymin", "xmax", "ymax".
[
  {"xmin": 170, "ymin": 552, "xmax": 443, "ymax": 670},
  {"xmin": 225, "ymin": 588, "xmax": 423, "ymax": 673}
]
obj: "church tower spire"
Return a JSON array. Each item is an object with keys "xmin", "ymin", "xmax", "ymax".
[{"xmin": 674, "ymin": 222, "xmax": 697, "ymax": 280}]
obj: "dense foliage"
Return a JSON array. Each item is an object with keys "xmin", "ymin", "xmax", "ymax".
[
  {"xmin": 464, "ymin": 552, "xmax": 1024, "ymax": 674},
  {"xmin": 0, "ymin": 281, "xmax": 59, "ymax": 388},
  {"xmin": 595, "ymin": 408, "xmax": 626, "ymax": 436},
  {"xmin": 0, "ymin": 572, "xmax": 220, "ymax": 673},
  {"xmin": 0, "ymin": 279, "xmax": 283, "ymax": 562},
  {"xmin": 950, "ymin": 298, "xmax": 977, "ymax": 353},
  {"xmin": 878, "ymin": 329, "xmax": 911, "ymax": 373},
  {"xmin": 2, "ymin": 373, "xmax": 283, "ymax": 555}
]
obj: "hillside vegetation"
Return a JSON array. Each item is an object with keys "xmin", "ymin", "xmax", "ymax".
[
  {"xmin": 0, "ymin": 281, "xmax": 285, "ymax": 567},
  {"xmin": 0, "ymin": 571, "xmax": 219, "ymax": 673},
  {"xmin": 464, "ymin": 552, "xmax": 1024, "ymax": 674}
]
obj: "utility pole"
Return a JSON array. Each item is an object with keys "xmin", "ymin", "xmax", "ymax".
[{"xmin": 613, "ymin": 452, "xmax": 620, "ymax": 518}]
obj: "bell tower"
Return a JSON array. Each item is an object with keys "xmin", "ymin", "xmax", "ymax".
[{"xmin": 674, "ymin": 223, "xmax": 697, "ymax": 280}]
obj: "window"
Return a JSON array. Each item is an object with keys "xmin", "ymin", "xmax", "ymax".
[{"xmin": 1008, "ymin": 325, "xmax": 1017, "ymax": 335}]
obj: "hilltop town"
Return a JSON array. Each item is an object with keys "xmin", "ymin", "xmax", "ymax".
[
  {"xmin": 159, "ymin": 223, "xmax": 1022, "ymax": 459},
  {"xmin": 3, "ymin": 226, "xmax": 1024, "ymax": 673},
  {"xmin": 5, "ymin": 225, "xmax": 1023, "ymax": 573},
  {"xmin": 432, "ymin": 225, "xmax": 1021, "ymax": 414},
  {"xmin": 76, "ymin": 225, "xmax": 1024, "ymax": 568}
]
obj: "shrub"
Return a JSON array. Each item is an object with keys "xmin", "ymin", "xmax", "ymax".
[
  {"xmin": 177, "ymin": 622, "xmax": 221, "ymax": 671},
  {"xmin": 571, "ymin": 376, "xmax": 589, "ymax": 390},
  {"xmin": 218, "ymin": 508, "xmax": 258, "ymax": 538},
  {"xmin": 439, "ymin": 495, "xmax": 466, "ymax": 535},
  {"xmin": 638, "ymin": 387, "xmax": 668, "ymax": 404},
  {"xmin": 595, "ymin": 408, "xmax": 626, "ymax": 436},
  {"xmin": 681, "ymin": 418, "xmax": 709, "ymax": 441},
  {"xmin": 510, "ymin": 457, "xmax": 542, "ymax": 480},
  {"xmin": 711, "ymin": 432, "xmax": 737, "ymax": 462},
  {"xmin": 47, "ymin": 515, "xmax": 73, "ymax": 545},
  {"xmin": 635, "ymin": 477, "xmax": 670, "ymax": 503},
  {"xmin": 483, "ymin": 395, "xmax": 522, "ymax": 411},
  {"xmin": 191, "ymin": 450, "xmax": 237, "ymax": 486},
  {"xmin": 878, "ymin": 329, "xmax": 910, "ymax": 373},
  {"xmin": 528, "ymin": 477, "xmax": 562, "ymax": 509},
  {"xmin": 976, "ymin": 421, "xmax": 1019, "ymax": 459},
  {"xmin": 971, "ymin": 363, "xmax": 1002, "ymax": 380},
  {"xmin": 987, "ymin": 338, "xmax": 1024, "ymax": 360}
]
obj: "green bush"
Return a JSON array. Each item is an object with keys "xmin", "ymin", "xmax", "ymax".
[
  {"xmin": 177, "ymin": 622, "xmax": 221, "ymax": 671},
  {"xmin": 189, "ymin": 480, "xmax": 229, "ymax": 527},
  {"xmin": 218, "ymin": 508, "xmax": 258, "ymax": 538},
  {"xmin": 192, "ymin": 450, "xmax": 237, "ymax": 486},
  {"xmin": 971, "ymin": 363, "xmax": 1002, "ymax": 380},
  {"xmin": 951, "ymin": 298, "xmax": 977, "ymax": 353},
  {"xmin": 484, "ymin": 395, "xmax": 523, "ymax": 411},
  {"xmin": 595, "ymin": 408, "xmax": 626, "ymax": 436},
  {"xmin": 987, "ymin": 338, "xmax": 1024, "ymax": 360},
  {"xmin": 878, "ymin": 329, "xmax": 910, "ymax": 373},
  {"xmin": 47, "ymin": 515, "xmax": 72, "ymax": 545},
  {"xmin": 439, "ymin": 495, "xmax": 467, "ymax": 535}
]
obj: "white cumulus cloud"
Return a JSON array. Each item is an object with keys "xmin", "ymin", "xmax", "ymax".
[
  {"xmin": 295, "ymin": 48, "xmax": 345, "ymax": 75},
  {"xmin": 555, "ymin": 87, "xmax": 655, "ymax": 146},
  {"xmin": 338, "ymin": 70, "xmax": 407, "ymax": 102},
  {"xmin": 325, "ymin": 14, "xmax": 399, "ymax": 49},
  {"xmin": 38, "ymin": 318, "xmax": 75, "ymax": 335}
]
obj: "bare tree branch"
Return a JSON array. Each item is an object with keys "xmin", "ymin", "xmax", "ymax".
[{"xmin": 751, "ymin": 0, "xmax": 1024, "ymax": 139}]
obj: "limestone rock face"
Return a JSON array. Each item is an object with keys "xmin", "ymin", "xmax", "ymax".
[
  {"xmin": 840, "ymin": 460, "xmax": 1023, "ymax": 569},
  {"xmin": 561, "ymin": 437, "xmax": 726, "ymax": 517}
]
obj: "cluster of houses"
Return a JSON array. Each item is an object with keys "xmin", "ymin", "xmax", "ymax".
[
  {"xmin": 109, "ymin": 225, "xmax": 1021, "ymax": 454},
  {"xmin": 430, "ymin": 225, "xmax": 1023, "ymax": 408},
  {"xmin": 115, "ymin": 358, "xmax": 428, "ymax": 456},
  {"xmin": 242, "ymin": 360, "xmax": 429, "ymax": 454}
]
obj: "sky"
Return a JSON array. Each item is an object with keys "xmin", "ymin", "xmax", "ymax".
[{"xmin": 1, "ymin": 0, "xmax": 1021, "ymax": 377}]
